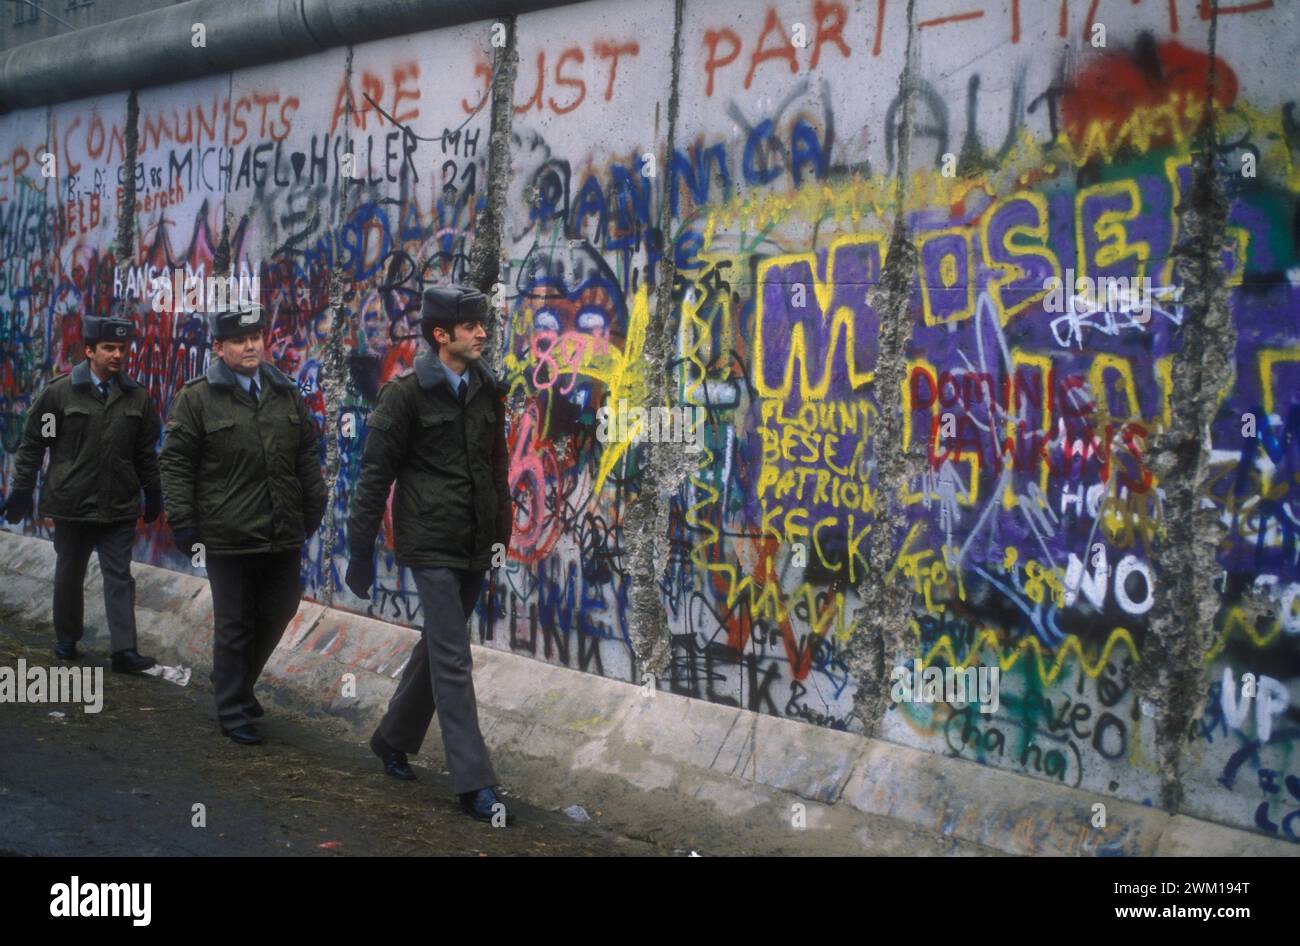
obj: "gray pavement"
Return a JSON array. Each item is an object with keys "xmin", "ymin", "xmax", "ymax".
[{"xmin": 0, "ymin": 619, "xmax": 657, "ymax": 857}]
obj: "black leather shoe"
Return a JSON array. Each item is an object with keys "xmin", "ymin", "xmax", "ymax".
[
  {"xmin": 110, "ymin": 649, "xmax": 157, "ymax": 673},
  {"xmin": 246, "ymin": 697, "xmax": 265, "ymax": 718},
  {"xmin": 54, "ymin": 641, "xmax": 79, "ymax": 660},
  {"xmin": 369, "ymin": 730, "xmax": 416, "ymax": 780},
  {"xmin": 459, "ymin": 786, "xmax": 513, "ymax": 825},
  {"xmin": 223, "ymin": 724, "xmax": 263, "ymax": 745}
]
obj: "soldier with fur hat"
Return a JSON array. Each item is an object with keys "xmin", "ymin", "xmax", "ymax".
[
  {"xmin": 158, "ymin": 305, "xmax": 326, "ymax": 745},
  {"xmin": 1, "ymin": 314, "xmax": 161, "ymax": 672},
  {"xmin": 345, "ymin": 284, "xmax": 515, "ymax": 823}
]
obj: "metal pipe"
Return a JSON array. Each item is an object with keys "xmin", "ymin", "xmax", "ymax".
[{"xmin": 0, "ymin": 0, "xmax": 575, "ymax": 113}]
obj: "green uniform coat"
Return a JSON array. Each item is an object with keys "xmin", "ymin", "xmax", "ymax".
[
  {"xmin": 11, "ymin": 359, "xmax": 162, "ymax": 523},
  {"xmin": 347, "ymin": 350, "xmax": 512, "ymax": 571},
  {"xmin": 159, "ymin": 358, "xmax": 326, "ymax": 555}
]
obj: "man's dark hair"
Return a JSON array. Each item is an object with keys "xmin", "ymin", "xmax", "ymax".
[
  {"xmin": 423, "ymin": 320, "xmax": 476, "ymax": 353},
  {"xmin": 421, "ymin": 321, "xmax": 441, "ymax": 352}
]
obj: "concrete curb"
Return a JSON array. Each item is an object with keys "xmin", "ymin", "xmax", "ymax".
[{"xmin": 0, "ymin": 530, "xmax": 1292, "ymax": 856}]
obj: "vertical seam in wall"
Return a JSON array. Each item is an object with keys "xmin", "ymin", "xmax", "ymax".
[
  {"xmin": 319, "ymin": 45, "xmax": 357, "ymax": 606},
  {"xmin": 846, "ymin": 0, "xmax": 922, "ymax": 738},
  {"xmin": 337, "ymin": 46, "xmax": 355, "ymax": 235},
  {"xmin": 1140, "ymin": 0, "xmax": 1236, "ymax": 813},
  {"xmin": 625, "ymin": 0, "xmax": 685, "ymax": 683},
  {"xmin": 895, "ymin": 0, "xmax": 915, "ymax": 210},
  {"xmin": 212, "ymin": 69, "xmax": 234, "ymax": 278},
  {"xmin": 472, "ymin": 11, "xmax": 520, "ymax": 361},
  {"xmin": 114, "ymin": 89, "xmax": 138, "ymax": 269},
  {"xmin": 38, "ymin": 102, "xmax": 54, "ymax": 374}
]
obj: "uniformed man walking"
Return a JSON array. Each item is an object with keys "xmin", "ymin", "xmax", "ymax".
[
  {"xmin": 345, "ymin": 285, "xmax": 514, "ymax": 824},
  {"xmin": 159, "ymin": 305, "xmax": 326, "ymax": 745},
  {"xmin": 1, "ymin": 316, "xmax": 160, "ymax": 672}
]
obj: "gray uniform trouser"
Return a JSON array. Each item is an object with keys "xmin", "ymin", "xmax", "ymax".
[
  {"xmin": 52, "ymin": 519, "xmax": 139, "ymax": 653},
  {"xmin": 205, "ymin": 548, "xmax": 303, "ymax": 731},
  {"xmin": 377, "ymin": 566, "xmax": 497, "ymax": 795}
]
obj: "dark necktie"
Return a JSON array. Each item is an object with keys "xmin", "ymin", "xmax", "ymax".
[
  {"xmin": 98, "ymin": 380, "xmax": 110, "ymax": 401},
  {"xmin": 457, "ymin": 378, "xmax": 467, "ymax": 405},
  {"xmin": 248, "ymin": 377, "xmax": 260, "ymax": 401}
]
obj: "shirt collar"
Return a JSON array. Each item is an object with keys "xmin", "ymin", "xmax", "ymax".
[
  {"xmin": 205, "ymin": 357, "xmax": 295, "ymax": 394},
  {"xmin": 413, "ymin": 349, "xmax": 491, "ymax": 404},
  {"xmin": 441, "ymin": 359, "xmax": 467, "ymax": 389},
  {"xmin": 71, "ymin": 359, "xmax": 140, "ymax": 390},
  {"xmin": 233, "ymin": 367, "xmax": 261, "ymax": 397}
]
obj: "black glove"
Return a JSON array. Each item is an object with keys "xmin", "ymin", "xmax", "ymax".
[
  {"xmin": 172, "ymin": 525, "xmax": 200, "ymax": 556},
  {"xmin": 142, "ymin": 489, "xmax": 162, "ymax": 523},
  {"xmin": 1, "ymin": 489, "xmax": 33, "ymax": 524},
  {"xmin": 304, "ymin": 507, "xmax": 325, "ymax": 538},
  {"xmin": 345, "ymin": 557, "xmax": 375, "ymax": 599}
]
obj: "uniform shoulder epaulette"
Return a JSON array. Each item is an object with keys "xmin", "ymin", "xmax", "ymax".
[
  {"xmin": 369, "ymin": 369, "xmax": 404, "ymax": 402},
  {"xmin": 37, "ymin": 372, "xmax": 74, "ymax": 397},
  {"xmin": 183, "ymin": 375, "xmax": 207, "ymax": 388},
  {"xmin": 379, "ymin": 367, "xmax": 419, "ymax": 394},
  {"xmin": 260, "ymin": 361, "xmax": 299, "ymax": 391}
]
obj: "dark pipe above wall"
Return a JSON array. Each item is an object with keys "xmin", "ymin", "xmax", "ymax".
[{"xmin": 0, "ymin": 0, "xmax": 575, "ymax": 114}]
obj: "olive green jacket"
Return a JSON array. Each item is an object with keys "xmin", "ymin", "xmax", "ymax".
[
  {"xmin": 159, "ymin": 358, "xmax": 326, "ymax": 555},
  {"xmin": 347, "ymin": 350, "xmax": 511, "ymax": 571},
  {"xmin": 11, "ymin": 359, "xmax": 162, "ymax": 523}
]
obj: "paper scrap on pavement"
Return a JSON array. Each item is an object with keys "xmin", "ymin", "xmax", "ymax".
[{"xmin": 142, "ymin": 664, "xmax": 192, "ymax": 686}]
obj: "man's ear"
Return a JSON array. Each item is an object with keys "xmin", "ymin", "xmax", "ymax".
[{"xmin": 83, "ymin": 344, "xmax": 95, "ymax": 361}]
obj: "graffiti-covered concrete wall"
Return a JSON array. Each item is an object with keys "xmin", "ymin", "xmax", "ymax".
[{"xmin": 3, "ymin": 0, "xmax": 1298, "ymax": 845}]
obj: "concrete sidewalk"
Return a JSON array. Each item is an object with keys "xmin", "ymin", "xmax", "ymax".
[
  {"xmin": 0, "ymin": 530, "xmax": 1291, "ymax": 856},
  {"xmin": 0, "ymin": 616, "xmax": 660, "ymax": 857}
]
